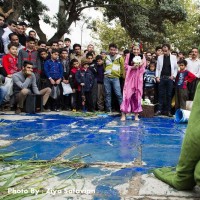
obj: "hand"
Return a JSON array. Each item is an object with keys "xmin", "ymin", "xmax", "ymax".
[
  {"xmin": 56, "ymin": 79, "xmax": 61, "ymax": 84},
  {"xmin": 169, "ymin": 76, "xmax": 174, "ymax": 80},
  {"xmin": 50, "ymin": 79, "xmax": 55, "ymax": 85},
  {"xmin": 25, "ymin": 70, "xmax": 33, "ymax": 76},
  {"xmin": 72, "ymin": 89, "xmax": 76, "ymax": 93},
  {"xmin": 156, "ymin": 77, "xmax": 160, "ymax": 83},
  {"xmin": 7, "ymin": 75, "xmax": 12, "ymax": 78}
]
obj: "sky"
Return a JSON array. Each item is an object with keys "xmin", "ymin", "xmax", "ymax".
[{"xmin": 39, "ymin": 0, "xmax": 103, "ymax": 48}]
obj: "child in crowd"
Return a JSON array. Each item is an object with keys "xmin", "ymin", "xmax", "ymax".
[
  {"xmin": 2, "ymin": 43, "xmax": 18, "ymax": 77},
  {"xmin": 59, "ymin": 48, "xmax": 71, "ymax": 110},
  {"xmin": 96, "ymin": 55, "xmax": 105, "ymax": 111},
  {"xmin": 69, "ymin": 59, "xmax": 81, "ymax": 111},
  {"xmin": 44, "ymin": 49, "xmax": 63, "ymax": 111},
  {"xmin": 146, "ymin": 57, "xmax": 151, "ymax": 69},
  {"xmin": 175, "ymin": 59, "xmax": 196, "ymax": 110},
  {"xmin": 38, "ymin": 48, "xmax": 48, "ymax": 89},
  {"xmin": 75, "ymin": 59, "xmax": 94, "ymax": 112},
  {"xmin": 143, "ymin": 61, "xmax": 156, "ymax": 103},
  {"xmin": 2, "ymin": 43, "xmax": 19, "ymax": 103},
  {"xmin": 18, "ymin": 37, "xmax": 41, "ymax": 86},
  {"xmin": 86, "ymin": 52, "xmax": 98, "ymax": 109}
]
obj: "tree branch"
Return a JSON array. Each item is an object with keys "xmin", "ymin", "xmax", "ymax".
[{"xmin": 76, "ymin": 3, "xmax": 149, "ymax": 13}]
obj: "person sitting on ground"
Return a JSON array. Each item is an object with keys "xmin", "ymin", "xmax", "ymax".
[
  {"xmin": 153, "ymin": 83, "xmax": 200, "ymax": 191},
  {"xmin": 0, "ymin": 74, "xmax": 6, "ymax": 106},
  {"xmin": 12, "ymin": 61, "xmax": 51, "ymax": 114}
]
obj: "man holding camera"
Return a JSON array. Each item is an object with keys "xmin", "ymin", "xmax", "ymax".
[{"xmin": 13, "ymin": 61, "xmax": 51, "ymax": 114}]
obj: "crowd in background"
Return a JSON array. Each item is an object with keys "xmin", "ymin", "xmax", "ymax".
[{"xmin": 0, "ymin": 15, "xmax": 200, "ymax": 118}]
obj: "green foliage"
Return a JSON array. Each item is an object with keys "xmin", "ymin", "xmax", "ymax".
[
  {"xmin": 104, "ymin": 0, "xmax": 187, "ymax": 43},
  {"xmin": 163, "ymin": 0, "xmax": 200, "ymax": 52},
  {"xmin": 2, "ymin": 0, "xmax": 197, "ymax": 47},
  {"xmin": 19, "ymin": 0, "xmax": 49, "ymax": 27},
  {"xmin": 91, "ymin": 19, "xmax": 131, "ymax": 50},
  {"xmin": 0, "ymin": 148, "xmax": 88, "ymax": 199}
]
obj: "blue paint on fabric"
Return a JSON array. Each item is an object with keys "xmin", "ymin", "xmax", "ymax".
[
  {"xmin": 94, "ymin": 185, "xmax": 120, "ymax": 200},
  {"xmin": 0, "ymin": 114, "xmax": 188, "ymax": 198},
  {"xmin": 0, "ymin": 140, "xmax": 72, "ymax": 160}
]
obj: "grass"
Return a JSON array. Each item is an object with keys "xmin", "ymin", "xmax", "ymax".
[{"xmin": 0, "ymin": 149, "xmax": 89, "ymax": 200}]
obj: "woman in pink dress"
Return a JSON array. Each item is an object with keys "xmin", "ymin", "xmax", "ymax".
[{"xmin": 120, "ymin": 43, "xmax": 146, "ymax": 121}]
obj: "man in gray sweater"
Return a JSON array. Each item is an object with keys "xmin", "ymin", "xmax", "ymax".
[
  {"xmin": 0, "ymin": 74, "xmax": 6, "ymax": 106},
  {"xmin": 13, "ymin": 61, "xmax": 51, "ymax": 114}
]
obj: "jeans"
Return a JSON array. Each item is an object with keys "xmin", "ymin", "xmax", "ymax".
[
  {"xmin": 104, "ymin": 77, "xmax": 122, "ymax": 110},
  {"xmin": 0, "ymin": 86, "xmax": 7, "ymax": 105},
  {"xmin": 158, "ymin": 78, "xmax": 174, "ymax": 112}
]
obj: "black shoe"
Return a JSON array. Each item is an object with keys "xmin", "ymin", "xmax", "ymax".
[
  {"xmin": 15, "ymin": 107, "xmax": 22, "ymax": 114},
  {"xmin": 168, "ymin": 112, "xmax": 173, "ymax": 117},
  {"xmin": 106, "ymin": 109, "xmax": 112, "ymax": 113},
  {"xmin": 154, "ymin": 110, "xmax": 161, "ymax": 116}
]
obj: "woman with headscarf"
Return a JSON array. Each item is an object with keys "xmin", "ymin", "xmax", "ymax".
[{"xmin": 120, "ymin": 42, "xmax": 146, "ymax": 121}]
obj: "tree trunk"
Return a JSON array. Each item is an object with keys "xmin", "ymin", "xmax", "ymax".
[
  {"xmin": 32, "ymin": 21, "xmax": 47, "ymax": 42},
  {"xmin": 4, "ymin": 0, "xmax": 26, "ymax": 21},
  {"xmin": 47, "ymin": 30, "xmax": 66, "ymax": 43}
]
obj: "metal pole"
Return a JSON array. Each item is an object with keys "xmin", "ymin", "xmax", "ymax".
[{"xmin": 81, "ymin": 21, "xmax": 86, "ymax": 47}]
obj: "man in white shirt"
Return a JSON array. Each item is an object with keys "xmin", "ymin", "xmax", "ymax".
[
  {"xmin": 185, "ymin": 47, "xmax": 200, "ymax": 100},
  {"xmin": 2, "ymin": 20, "xmax": 17, "ymax": 53},
  {"xmin": 155, "ymin": 44, "xmax": 178, "ymax": 117},
  {"xmin": 186, "ymin": 48, "xmax": 200, "ymax": 78}
]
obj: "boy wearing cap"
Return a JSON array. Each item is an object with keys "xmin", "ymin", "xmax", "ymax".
[{"xmin": 75, "ymin": 59, "xmax": 94, "ymax": 112}]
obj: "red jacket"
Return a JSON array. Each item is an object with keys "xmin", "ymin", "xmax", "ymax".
[
  {"xmin": 2, "ymin": 54, "xmax": 19, "ymax": 75},
  {"xmin": 69, "ymin": 67, "xmax": 81, "ymax": 91},
  {"xmin": 175, "ymin": 70, "xmax": 196, "ymax": 89}
]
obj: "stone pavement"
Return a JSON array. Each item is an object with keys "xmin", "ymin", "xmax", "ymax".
[{"xmin": 0, "ymin": 111, "xmax": 199, "ymax": 199}]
